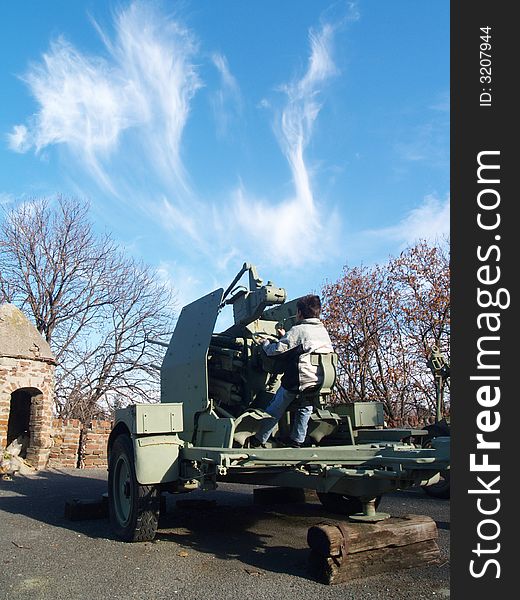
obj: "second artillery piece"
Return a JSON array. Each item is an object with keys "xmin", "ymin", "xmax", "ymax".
[{"xmin": 107, "ymin": 263, "xmax": 450, "ymax": 542}]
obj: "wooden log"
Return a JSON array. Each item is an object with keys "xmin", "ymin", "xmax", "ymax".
[
  {"xmin": 65, "ymin": 493, "xmax": 166, "ymax": 521},
  {"xmin": 309, "ymin": 538, "xmax": 440, "ymax": 584},
  {"xmin": 64, "ymin": 498, "xmax": 108, "ymax": 521},
  {"xmin": 307, "ymin": 514, "xmax": 437, "ymax": 557}
]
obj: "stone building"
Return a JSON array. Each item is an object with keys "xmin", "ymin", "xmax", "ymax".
[{"xmin": 0, "ymin": 303, "xmax": 56, "ymax": 469}]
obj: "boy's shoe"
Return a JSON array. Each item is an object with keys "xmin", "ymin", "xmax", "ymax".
[{"xmin": 276, "ymin": 436, "xmax": 302, "ymax": 448}]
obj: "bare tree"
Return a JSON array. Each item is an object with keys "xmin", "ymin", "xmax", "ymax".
[
  {"xmin": 388, "ymin": 240, "xmax": 450, "ymax": 418},
  {"xmin": 1, "ymin": 196, "xmax": 175, "ymax": 422},
  {"xmin": 321, "ymin": 263, "xmax": 404, "ymax": 420},
  {"xmin": 321, "ymin": 240, "xmax": 450, "ymax": 422}
]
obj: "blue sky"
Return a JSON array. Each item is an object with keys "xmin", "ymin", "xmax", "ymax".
[{"xmin": 0, "ymin": 0, "xmax": 449, "ymax": 315}]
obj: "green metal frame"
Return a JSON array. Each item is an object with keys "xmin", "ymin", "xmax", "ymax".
[{"xmin": 110, "ymin": 263, "xmax": 450, "ymax": 498}]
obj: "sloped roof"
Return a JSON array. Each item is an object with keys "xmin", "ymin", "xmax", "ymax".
[{"xmin": 0, "ymin": 304, "xmax": 55, "ymax": 363}]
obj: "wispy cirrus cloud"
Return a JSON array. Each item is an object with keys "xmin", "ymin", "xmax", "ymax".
[
  {"xmin": 341, "ymin": 193, "xmax": 450, "ymax": 267},
  {"xmin": 277, "ymin": 23, "xmax": 338, "ymax": 210},
  {"xmin": 6, "ymin": 1, "xmax": 348, "ymax": 277},
  {"xmin": 210, "ymin": 53, "xmax": 242, "ymax": 138},
  {"xmin": 7, "ymin": 125, "xmax": 31, "ymax": 153},
  {"xmin": 368, "ymin": 194, "xmax": 450, "ymax": 247},
  {"xmin": 0, "ymin": 192, "xmax": 15, "ymax": 206},
  {"xmin": 8, "ymin": 1, "xmax": 201, "ymax": 197},
  {"xmin": 230, "ymin": 21, "xmax": 341, "ymax": 268},
  {"xmin": 395, "ymin": 122, "xmax": 448, "ymax": 166},
  {"xmin": 395, "ymin": 90, "xmax": 449, "ymax": 169}
]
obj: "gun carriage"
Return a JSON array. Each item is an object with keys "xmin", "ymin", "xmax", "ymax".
[{"xmin": 107, "ymin": 264, "xmax": 450, "ymax": 541}]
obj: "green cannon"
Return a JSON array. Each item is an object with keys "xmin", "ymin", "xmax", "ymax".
[{"xmin": 107, "ymin": 263, "xmax": 450, "ymax": 541}]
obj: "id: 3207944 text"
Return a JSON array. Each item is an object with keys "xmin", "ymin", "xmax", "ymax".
[{"xmin": 480, "ymin": 26, "xmax": 492, "ymax": 107}]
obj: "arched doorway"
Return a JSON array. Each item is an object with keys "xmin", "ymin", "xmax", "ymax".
[{"xmin": 6, "ymin": 387, "xmax": 41, "ymax": 458}]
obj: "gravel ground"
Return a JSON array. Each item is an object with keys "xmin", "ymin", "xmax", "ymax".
[{"xmin": 0, "ymin": 468, "xmax": 449, "ymax": 600}]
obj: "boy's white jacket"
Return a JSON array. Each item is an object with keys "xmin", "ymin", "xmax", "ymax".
[{"xmin": 262, "ymin": 318, "xmax": 334, "ymax": 391}]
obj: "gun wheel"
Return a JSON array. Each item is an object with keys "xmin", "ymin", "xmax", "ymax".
[
  {"xmin": 317, "ymin": 492, "xmax": 381, "ymax": 516},
  {"xmin": 108, "ymin": 434, "xmax": 160, "ymax": 542}
]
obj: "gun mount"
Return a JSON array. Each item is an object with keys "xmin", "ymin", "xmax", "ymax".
[
  {"xmin": 421, "ymin": 345, "xmax": 451, "ymax": 499},
  {"xmin": 107, "ymin": 263, "xmax": 450, "ymax": 542},
  {"xmin": 427, "ymin": 345, "xmax": 450, "ymax": 423}
]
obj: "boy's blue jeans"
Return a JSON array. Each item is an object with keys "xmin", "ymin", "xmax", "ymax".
[{"xmin": 256, "ymin": 386, "xmax": 313, "ymax": 444}]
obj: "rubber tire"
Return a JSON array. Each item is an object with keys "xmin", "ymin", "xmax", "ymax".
[
  {"xmin": 316, "ymin": 492, "xmax": 382, "ymax": 516},
  {"xmin": 423, "ymin": 469, "xmax": 450, "ymax": 499},
  {"xmin": 108, "ymin": 434, "xmax": 160, "ymax": 542}
]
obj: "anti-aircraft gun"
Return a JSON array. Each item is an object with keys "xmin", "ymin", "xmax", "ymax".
[{"xmin": 107, "ymin": 263, "xmax": 450, "ymax": 542}]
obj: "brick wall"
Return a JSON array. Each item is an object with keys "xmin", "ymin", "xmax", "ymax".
[
  {"xmin": 48, "ymin": 419, "xmax": 82, "ymax": 468},
  {"xmin": 48, "ymin": 419, "xmax": 112, "ymax": 469},
  {"xmin": 80, "ymin": 420, "xmax": 112, "ymax": 469}
]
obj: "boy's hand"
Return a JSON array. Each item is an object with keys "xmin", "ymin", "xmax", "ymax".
[{"xmin": 276, "ymin": 328, "xmax": 285, "ymax": 337}]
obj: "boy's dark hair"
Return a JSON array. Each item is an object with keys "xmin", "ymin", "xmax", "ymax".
[{"xmin": 296, "ymin": 294, "xmax": 322, "ymax": 319}]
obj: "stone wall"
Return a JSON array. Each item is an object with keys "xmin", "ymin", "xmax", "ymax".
[
  {"xmin": 0, "ymin": 303, "xmax": 113, "ymax": 471},
  {"xmin": 0, "ymin": 355, "xmax": 55, "ymax": 470}
]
